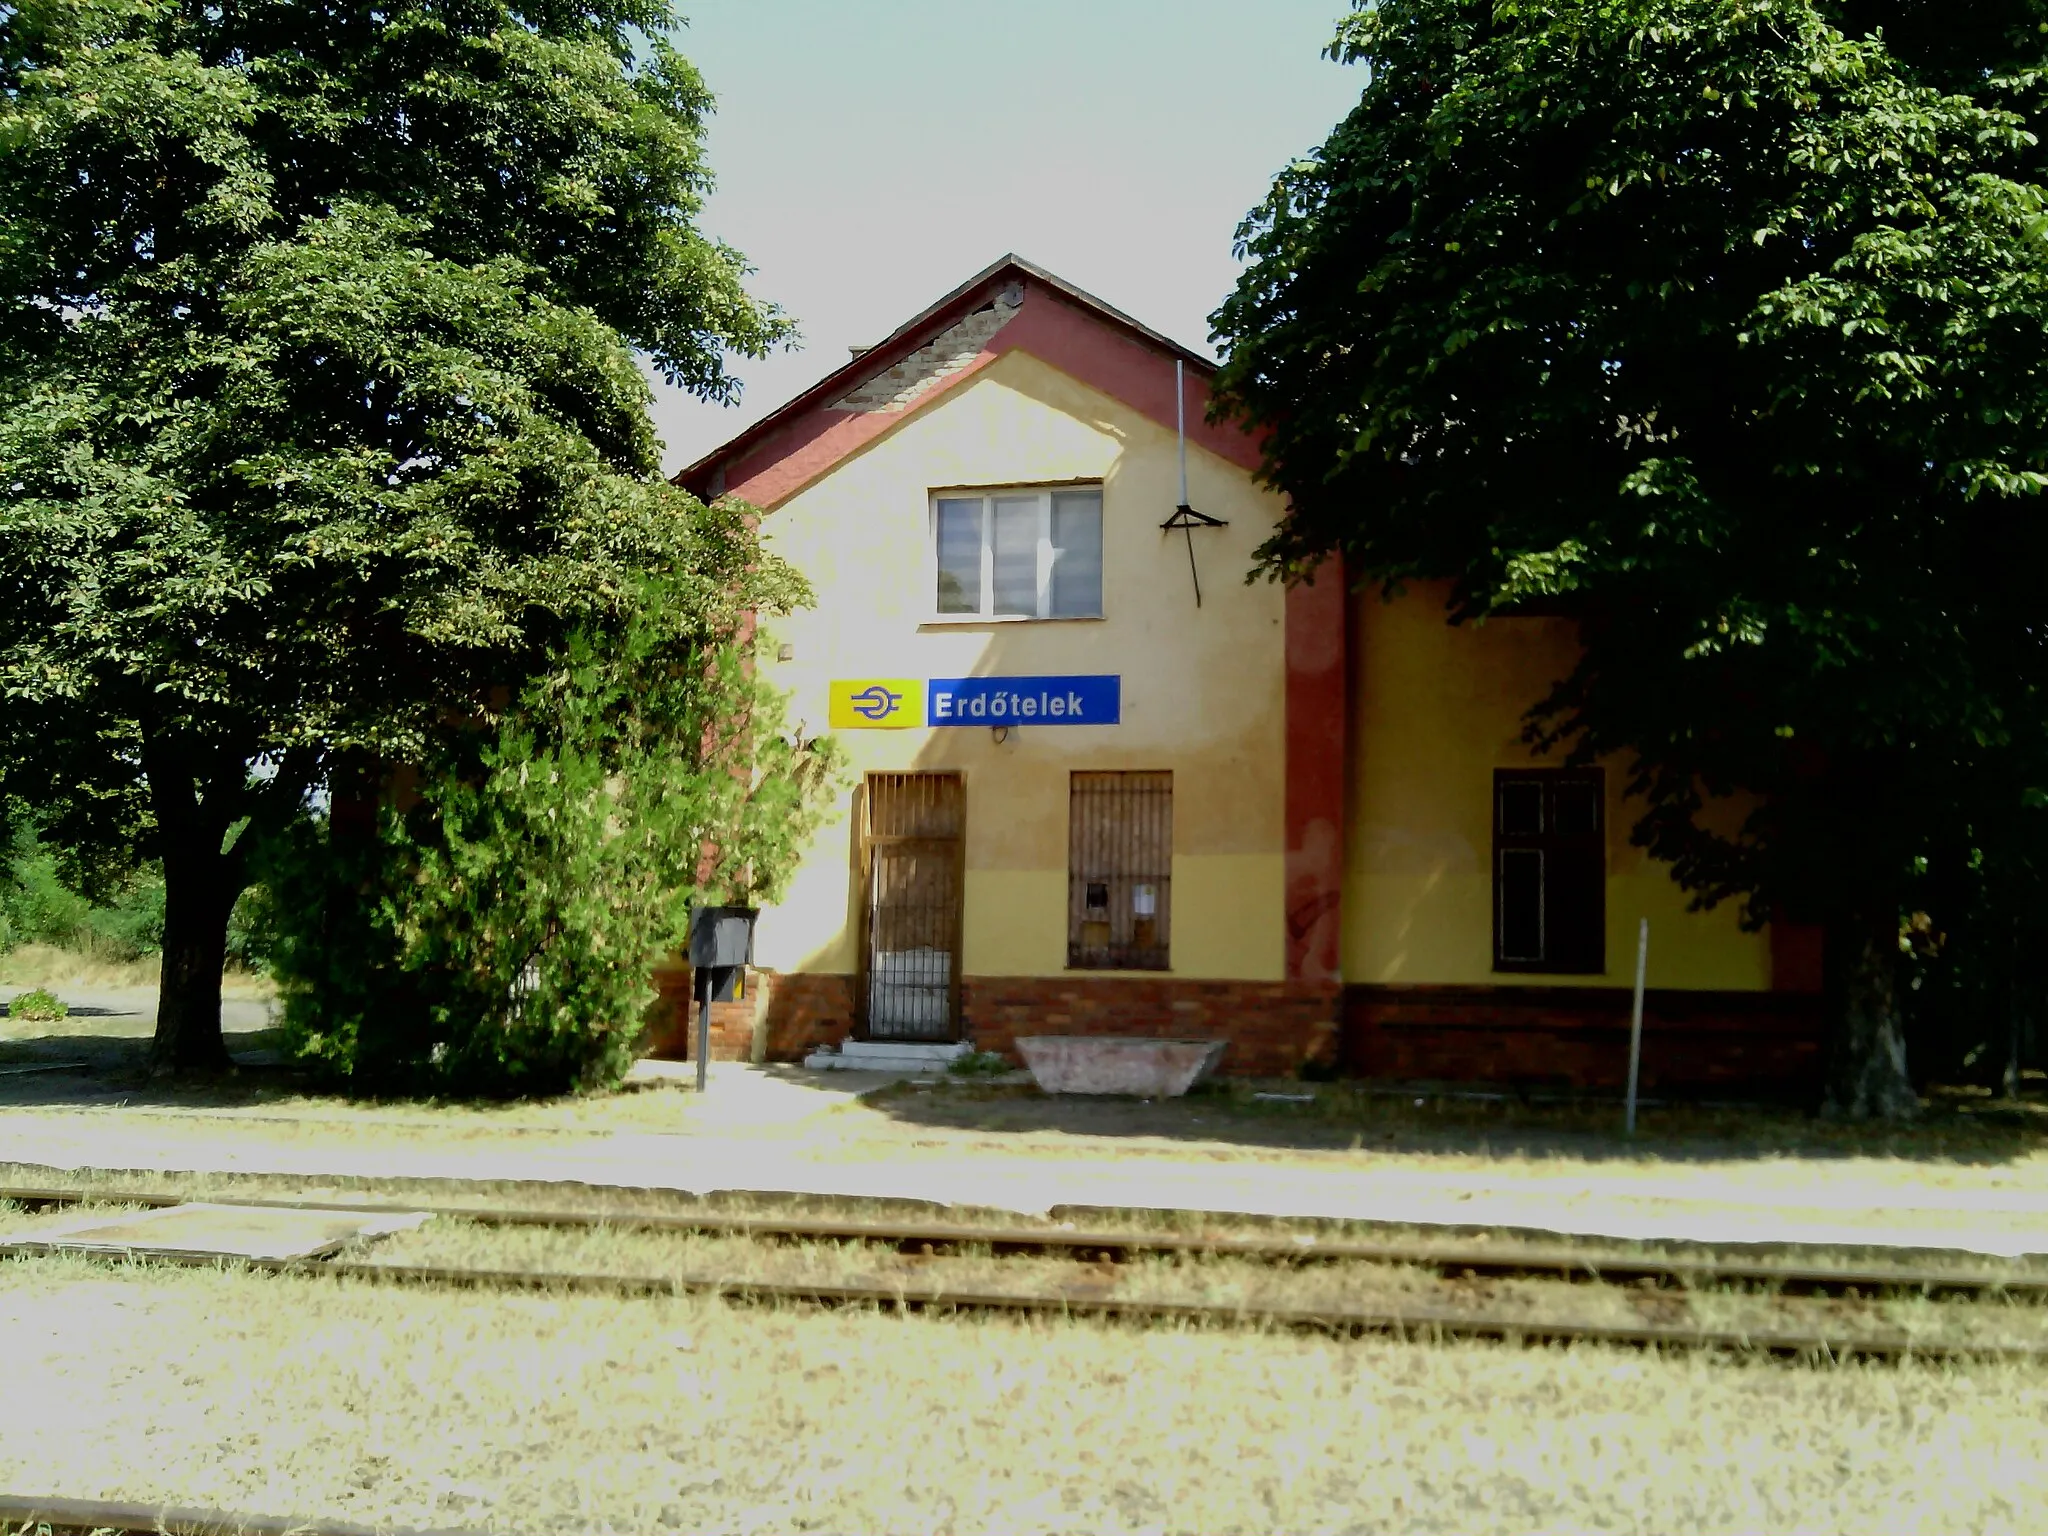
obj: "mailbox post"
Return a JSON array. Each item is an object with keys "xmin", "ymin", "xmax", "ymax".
[{"xmin": 686, "ymin": 906, "xmax": 758, "ymax": 1093}]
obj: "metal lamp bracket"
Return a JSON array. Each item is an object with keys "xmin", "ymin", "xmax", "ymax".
[
  {"xmin": 1160, "ymin": 503, "xmax": 1228, "ymax": 607},
  {"xmin": 1165, "ymin": 357, "xmax": 1227, "ymax": 606}
]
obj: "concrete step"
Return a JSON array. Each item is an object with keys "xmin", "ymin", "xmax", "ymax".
[
  {"xmin": 842, "ymin": 1040, "xmax": 970, "ymax": 1062},
  {"xmin": 805, "ymin": 1039, "xmax": 971, "ymax": 1072}
]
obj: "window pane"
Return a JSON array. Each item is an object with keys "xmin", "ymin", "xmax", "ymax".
[
  {"xmin": 991, "ymin": 496, "xmax": 1039, "ymax": 616},
  {"xmin": 1498, "ymin": 780, "xmax": 1544, "ymax": 837},
  {"xmin": 935, "ymin": 499, "xmax": 982, "ymax": 614},
  {"xmin": 1552, "ymin": 780, "xmax": 1600, "ymax": 838},
  {"xmin": 1498, "ymin": 848, "xmax": 1544, "ymax": 962},
  {"xmin": 1547, "ymin": 848, "xmax": 1605, "ymax": 973},
  {"xmin": 1049, "ymin": 491, "xmax": 1103, "ymax": 617}
]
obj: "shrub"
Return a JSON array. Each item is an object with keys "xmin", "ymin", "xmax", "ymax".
[
  {"xmin": 6, "ymin": 987, "xmax": 67, "ymax": 1022},
  {"xmin": 84, "ymin": 872, "xmax": 166, "ymax": 960},
  {"xmin": 947, "ymin": 1051, "xmax": 1014, "ymax": 1078},
  {"xmin": 0, "ymin": 826, "xmax": 92, "ymax": 952},
  {"xmin": 0, "ymin": 822, "xmax": 164, "ymax": 961},
  {"xmin": 224, "ymin": 883, "xmax": 276, "ymax": 974},
  {"xmin": 268, "ymin": 575, "xmax": 840, "ymax": 1097}
]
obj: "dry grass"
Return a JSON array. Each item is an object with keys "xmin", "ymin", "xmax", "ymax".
[
  {"xmin": 1, "ymin": 1254, "xmax": 2045, "ymax": 1534},
  {"xmin": 0, "ymin": 946, "xmax": 274, "ymax": 995},
  {"xmin": 0, "ymin": 944, "xmax": 165, "ymax": 991},
  {"xmin": 876, "ymin": 1075, "xmax": 2048, "ymax": 1167}
]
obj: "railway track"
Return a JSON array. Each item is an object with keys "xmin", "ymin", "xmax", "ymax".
[
  {"xmin": 5, "ymin": 1180, "xmax": 2046, "ymax": 1360},
  {"xmin": 5, "ymin": 1180, "xmax": 2044, "ymax": 1296}
]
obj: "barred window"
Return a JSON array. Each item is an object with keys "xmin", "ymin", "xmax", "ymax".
[
  {"xmin": 1493, "ymin": 768, "xmax": 1605, "ymax": 974},
  {"xmin": 1068, "ymin": 771, "xmax": 1171, "ymax": 970}
]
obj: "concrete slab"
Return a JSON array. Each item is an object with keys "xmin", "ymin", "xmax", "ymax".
[
  {"xmin": 625, "ymin": 1061, "xmax": 914, "ymax": 1125},
  {"xmin": 805, "ymin": 1040, "xmax": 969, "ymax": 1072},
  {"xmin": 3, "ymin": 1202, "xmax": 429, "ymax": 1261}
]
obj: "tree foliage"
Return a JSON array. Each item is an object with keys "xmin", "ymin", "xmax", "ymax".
[
  {"xmin": 0, "ymin": 0, "xmax": 794, "ymax": 1068},
  {"xmin": 0, "ymin": 817, "xmax": 168, "ymax": 960},
  {"xmin": 268, "ymin": 566, "xmax": 842, "ymax": 1097},
  {"xmin": 1212, "ymin": 0, "xmax": 2048, "ymax": 1115}
]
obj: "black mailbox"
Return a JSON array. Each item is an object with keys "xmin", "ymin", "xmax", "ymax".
[
  {"xmin": 685, "ymin": 906, "xmax": 759, "ymax": 1090},
  {"xmin": 687, "ymin": 906, "xmax": 757, "ymax": 970}
]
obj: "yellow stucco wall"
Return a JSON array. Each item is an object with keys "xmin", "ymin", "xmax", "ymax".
[
  {"xmin": 1343, "ymin": 583, "xmax": 1772, "ymax": 991},
  {"xmin": 749, "ymin": 348, "xmax": 1290, "ymax": 981}
]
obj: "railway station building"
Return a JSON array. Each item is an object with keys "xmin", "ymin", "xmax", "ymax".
[{"xmin": 668, "ymin": 256, "xmax": 1826, "ymax": 1093}]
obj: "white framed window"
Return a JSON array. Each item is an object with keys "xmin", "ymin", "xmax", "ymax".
[{"xmin": 930, "ymin": 486, "xmax": 1103, "ymax": 620}]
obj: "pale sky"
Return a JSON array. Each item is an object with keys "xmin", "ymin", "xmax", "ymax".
[{"xmin": 652, "ymin": 0, "xmax": 1366, "ymax": 474}]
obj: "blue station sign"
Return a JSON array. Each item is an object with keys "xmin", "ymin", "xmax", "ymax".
[{"xmin": 927, "ymin": 674, "xmax": 1120, "ymax": 727}]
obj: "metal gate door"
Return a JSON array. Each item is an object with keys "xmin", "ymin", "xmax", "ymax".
[{"xmin": 859, "ymin": 773, "xmax": 965, "ymax": 1041}]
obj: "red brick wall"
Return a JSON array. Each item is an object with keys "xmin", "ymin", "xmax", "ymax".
[
  {"xmin": 654, "ymin": 966, "xmax": 1824, "ymax": 1092},
  {"xmin": 762, "ymin": 972, "xmax": 859, "ymax": 1062},
  {"xmin": 646, "ymin": 968, "xmax": 763, "ymax": 1063},
  {"xmin": 1342, "ymin": 983, "xmax": 1827, "ymax": 1095},
  {"xmin": 962, "ymin": 977, "xmax": 1342, "ymax": 1078}
]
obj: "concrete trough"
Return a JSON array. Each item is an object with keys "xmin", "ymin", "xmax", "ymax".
[{"xmin": 1016, "ymin": 1036, "xmax": 1226, "ymax": 1097}]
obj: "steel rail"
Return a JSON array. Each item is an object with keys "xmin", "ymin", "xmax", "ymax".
[
  {"xmin": 2, "ymin": 1242, "xmax": 2042, "ymax": 1361},
  {"xmin": 0, "ymin": 1490, "xmax": 472, "ymax": 1536},
  {"xmin": 4, "ymin": 1182, "xmax": 2045, "ymax": 1298}
]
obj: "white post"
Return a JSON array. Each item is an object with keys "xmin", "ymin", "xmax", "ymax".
[
  {"xmin": 1175, "ymin": 358, "xmax": 1189, "ymax": 507},
  {"xmin": 1625, "ymin": 918, "xmax": 1649, "ymax": 1135}
]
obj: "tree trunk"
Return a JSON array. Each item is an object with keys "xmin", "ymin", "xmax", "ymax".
[
  {"xmin": 151, "ymin": 834, "xmax": 243, "ymax": 1074},
  {"xmin": 143, "ymin": 735, "xmax": 249, "ymax": 1076},
  {"xmin": 1821, "ymin": 914, "xmax": 1918, "ymax": 1120}
]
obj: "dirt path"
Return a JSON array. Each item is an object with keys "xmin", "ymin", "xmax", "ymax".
[{"xmin": 1, "ymin": 983, "xmax": 276, "ymax": 1049}]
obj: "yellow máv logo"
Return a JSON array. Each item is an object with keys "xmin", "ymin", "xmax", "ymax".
[{"xmin": 829, "ymin": 678, "xmax": 924, "ymax": 729}]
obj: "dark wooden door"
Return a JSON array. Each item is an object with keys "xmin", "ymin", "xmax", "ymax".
[{"xmin": 859, "ymin": 773, "xmax": 965, "ymax": 1040}]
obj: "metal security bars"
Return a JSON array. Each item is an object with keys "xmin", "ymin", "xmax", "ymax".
[
  {"xmin": 1067, "ymin": 771, "xmax": 1172, "ymax": 970},
  {"xmin": 859, "ymin": 773, "xmax": 966, "ymax": 1040}
]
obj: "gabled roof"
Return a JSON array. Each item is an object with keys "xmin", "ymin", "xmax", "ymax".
[
  {"xmin": 871, "ymin": 252, "xmax": 1218, "ymax": 378},
  {"xmin": 677, "ymin": 255, "xmax": 1256, "ymax": 510}
]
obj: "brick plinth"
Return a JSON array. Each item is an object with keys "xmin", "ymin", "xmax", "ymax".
[
  {"xmin": 1342, "ymin": 984, "xmax": 1828, "ymax": 1096},
  {"xmin": 660, "ymin": 968, "xmax": 1824, "ymax": 1092},
  {"xmin": 963, "ymin": 976, "xmax": 1342, "ymax": 1078},
  {"xmin": 762, "ymin": 972, "xmax": 859, "ymax": 1061},
  {"xmin": 646, "ymin": 968, "xmax": 764, "ymax": 1063}
]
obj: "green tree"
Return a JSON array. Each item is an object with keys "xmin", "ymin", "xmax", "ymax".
[
  {"xmin": 1212, "ymin": 0, "xmax": 2048, "ymax": 1117},
  {"xmin": 268, "ymin": 565, "xmax": 840, "ymax": 1097},
  {"xmin": 0, "ymin": 0, "xmax": 791, "ymax": 1070}
]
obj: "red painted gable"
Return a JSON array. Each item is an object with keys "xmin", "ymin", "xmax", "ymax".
[{"xmin": 679, "ymin": 263, "xmax": 1263, "ymax": 511}]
